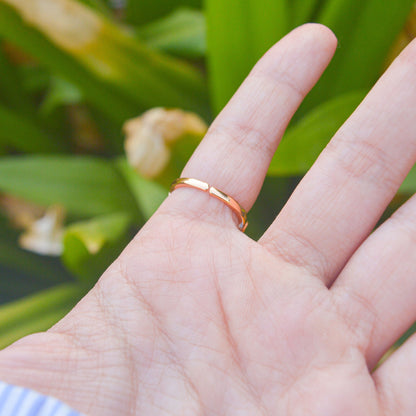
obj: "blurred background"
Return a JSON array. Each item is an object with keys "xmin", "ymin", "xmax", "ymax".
[{"xmin": 0, "ymin": 0, "xmax": 415, "ymax": 352}]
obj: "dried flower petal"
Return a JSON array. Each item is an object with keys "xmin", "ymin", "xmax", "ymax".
[
  {"xmin": 123, "ymin": 108, "xmax": 207, "ymax": 178},
  {"xmin": 19, "ymin": 206, "xmax": 65, "ymax": 256},
  {"xmin": 124, "ymin": 117, "xmax": 170, "ymax": 179},
  {"xmin": 141, "ymin": 108, "xmax": 207, "ymax": 143},
  {"xmin": 0, "ymin": 195, "xmax": 45, "ymax": 228},
  {"xmin": 3, "ymin": 0, "xmax": 101, "ymax": 51}
]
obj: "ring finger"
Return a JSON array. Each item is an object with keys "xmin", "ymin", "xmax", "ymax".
[{"xmin": 160, "ymin": 24, "xmax": 337, "ymax": 231}]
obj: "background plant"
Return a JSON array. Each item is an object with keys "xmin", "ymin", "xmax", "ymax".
[{"xmin": 0, "ymin": 0, "xmax": 415, "ymax": 350}]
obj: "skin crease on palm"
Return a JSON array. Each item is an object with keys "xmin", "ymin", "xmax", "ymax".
[{"xmin": 2, "ymin": 23, "xmax": 416, "ymax": 415}]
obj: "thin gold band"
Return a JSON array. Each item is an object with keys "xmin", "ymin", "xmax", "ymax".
[{"xmin": 169, "ymin": 178, "xmax": 248, "ymax": 232}]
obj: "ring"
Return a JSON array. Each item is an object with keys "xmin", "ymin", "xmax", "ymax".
[{"xmin": 169, "ymin": 178, "xmax": 248, "ymax": 232}]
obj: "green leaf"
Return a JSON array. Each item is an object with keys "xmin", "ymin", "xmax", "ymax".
[
  {"xmin": 77, "ymin": 0, "xmax": 112, "ymax": 15},
  {"xmin": 0, "ymin": 304, "xmax": 70, "ymax": 348},
  {"xmin": 138, "ymin": 8, "xmax": 206, "ymax": 58},
  {"xmin": 0, "ymin": 156, "xmax": 139, "ymax": 217},
  {"xmin": 291, "ymin": 0, "xmax": 321, "ymax": 27},
  {"xmin": 62, "ymin": 212, "xmax": 131, "ymax": 281},
  {"xmin": 0, "ymin": 283, "xmax": 84, "ymax": 348},
  {"xmin": 19, "ymin": 65, "xmax": 51, "ymax": 94},
  {"xmin": 303, "ymin": 0, "xmax": 414, "ymax": 111},
  {"xmin": 126, "ymin": 0, "xmax": 202, "ymax": 25},
  {"xmin": 0, "ymin": 214, "xmax": 72, "ymax": 303},
  {"xmin": 0, "ymin": 266, "xmax": 53, "ymax": 304},
  {"xmin": 400, "ymin": 165, "xmax": 416, "ymax": 194},
  {"xmin": 268, "ymin": 90, "xmax": 366, "ymax": 176},
  {"xmin": 206, "ymin": 0, "xmax": 289, "ymax": 114},
  {"xmin": 0, "ymin": 103, "xmax": 62, "ymax": 152},
  {"xmin": 319, "ymin": 0, "xmax": 366, "ymax": 41},
  {"xmin": 162, "ymin": 133, "xmax": 203, "ymax": 186},
  {"xmin": 116, "ymin": 158, "xmax": 167, "ymax": 219},
  {"xmin": 0, "ymin": 46, "xmax": 32, "ymax": 113},
  {"xmin": 336, "ymin": 0, "xmax": 415, "ymax": 92},
  {"xmin": 0, "ymin": 237, "xmax": 69, "ymax": 288},
  {"xmin": 0, "ymin": 3, "xmax": 137, "ymax": 125},
  {"xmin": 0, "ymin": 1, "xmax": 209, "ymax": 120},
  {"xmin": 395, "ymin": 321, "xmax": 416, "ymax": 348},
  {"xmin": 0, "ymin": 283, "xmax": 82, "ymax": 333},
  {"xmin": 40, "ymin": 76, "xmax": 83, "ymax": 115}
]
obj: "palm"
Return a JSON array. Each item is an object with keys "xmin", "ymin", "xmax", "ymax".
[
  {"xmin": 1, "ymin": 24, "xmax": 416, "ymax": 415},
  {"xmin": 112, "ymin": 219, "xmax": 380, "ymax": 415},
  {"xmin": 0, "ymin": 216, "xmax": 375, "ymax": 415}
]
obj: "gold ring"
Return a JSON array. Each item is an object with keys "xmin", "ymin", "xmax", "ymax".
[{"xmin": 170, "ymin": 178, "xmax": 248, "ymax": 232}]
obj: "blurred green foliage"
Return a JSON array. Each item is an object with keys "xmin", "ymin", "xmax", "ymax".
[{"xmin": 0, "ymin": 0, "xmax": 415, "ymax": 348}]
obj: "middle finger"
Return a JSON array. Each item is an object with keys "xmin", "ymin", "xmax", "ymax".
[{"xmin": 260, "ymin": 39, "xmax": 416, "ymax": 286}]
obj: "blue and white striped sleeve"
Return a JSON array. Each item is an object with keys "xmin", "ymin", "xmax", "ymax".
[{"xmin": 0, "ymin": 381, "xmax": 85, "ymax": 416}]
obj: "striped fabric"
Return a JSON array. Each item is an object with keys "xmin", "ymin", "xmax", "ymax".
[{"xmin": 0, "ymin": 382, "xmax": 84, "ymax": 416}]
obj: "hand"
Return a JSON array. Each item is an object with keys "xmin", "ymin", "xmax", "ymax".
[{"xmin": 1, "ymin": 24, "xmax": 416, "ymax": 415}]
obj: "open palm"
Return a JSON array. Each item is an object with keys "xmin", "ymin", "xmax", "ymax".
[{"xmin": 1, "ymin": 24, "xmax": 416, "ymax": 415}]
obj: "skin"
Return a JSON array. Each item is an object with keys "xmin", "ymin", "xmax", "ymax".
[{"xmin": 0, "ymin": 24, "xmax": 416, "ymax": 415}]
